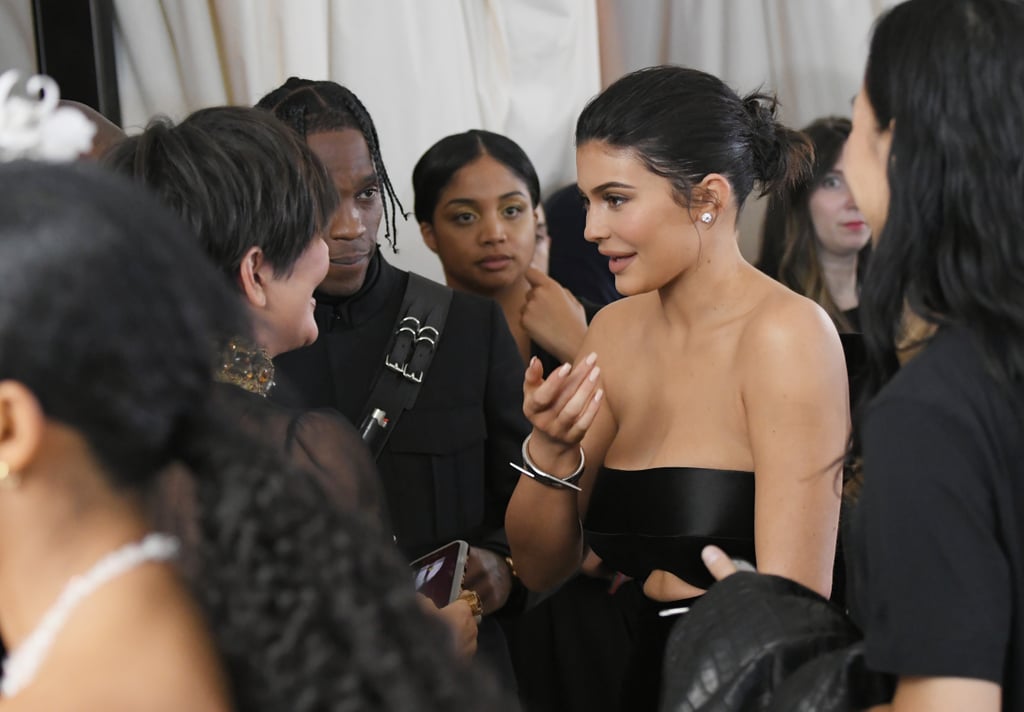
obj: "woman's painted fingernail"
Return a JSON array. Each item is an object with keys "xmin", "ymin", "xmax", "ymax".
[
  {"xmin": 594, "ymin": 388, "xmax": 604, "ymax": 403},
  {"xmin": 701, "ymin": 546, "xmax": 721, "ymax": 565},
  {"xmin": 589, "ymin": 366, "xmax": 601, "ymax": 382},
  {"xmin": 585, "ymin": 352, "xmax": 597, "ymax": 365},
  {"xmin": 558, "ymin": 362, "xmax": 571, "ymax": 377}
]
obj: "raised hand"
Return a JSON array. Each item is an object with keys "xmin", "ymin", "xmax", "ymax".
[
  {"xmin": 523, "ymin": 352, "xmax": 603, "ymax": 461},
  {"xmin": 521, "ymin": 267, "xmax": 588, "ymax": 364}
]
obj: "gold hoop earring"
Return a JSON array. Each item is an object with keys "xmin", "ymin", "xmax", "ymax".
[{"xmin": 0, "ymin": 461, "xmax": 19, "ymax": 489}]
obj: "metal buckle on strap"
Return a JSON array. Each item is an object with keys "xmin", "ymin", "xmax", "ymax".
[
  {"xmin": 386, "ymin": 318, "xmax": 439, "ymax": 383},
  {"xmin": 385, "ymin": 316, "xmax": 420, "ymax": 376}
]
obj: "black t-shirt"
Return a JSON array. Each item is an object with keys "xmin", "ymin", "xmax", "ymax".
[{"xmin": 851, "ymin": 326, "xmax": 1024, "ymax": 708}]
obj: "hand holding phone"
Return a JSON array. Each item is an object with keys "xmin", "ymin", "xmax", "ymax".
[{"xmin": 410, "ymin": 539, "xmax": 469, "ymax": 608}]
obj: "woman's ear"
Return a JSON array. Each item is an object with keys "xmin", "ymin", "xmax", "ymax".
[
  {"xmin": 419, "ymin": 222, "xmax": 439, "ymax": 254},
  {"xmin": 238, "ymin": 246, "xmax": 269, "ymax": 308},
  {"xmin": 690, "ymin": 173, "xmax": 732, "ymax": 225},
  {"xmin": 0, "ymin": 380, "xmax": 45, "ymax": 475}
]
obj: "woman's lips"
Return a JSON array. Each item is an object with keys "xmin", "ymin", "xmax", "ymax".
[
  {"xmin": 841, "ymin": 221, "xmax": 866, "ymax": 230},
  {"xmin": 606, "ymin": 253, "xmax": 636, "ymax": 274},
  {"xmin": 478, "ymin": 255, "xmax": 514, "ymax": 271}
]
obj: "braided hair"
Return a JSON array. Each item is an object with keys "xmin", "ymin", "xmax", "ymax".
[{"xmin": 256, "ymin": 78, "xmax": 406, "ymax": 250}]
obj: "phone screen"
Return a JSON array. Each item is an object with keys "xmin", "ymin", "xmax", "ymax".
[{"xmin": 410, "ymin": 540, "xmax": 468, "ymax": 608}]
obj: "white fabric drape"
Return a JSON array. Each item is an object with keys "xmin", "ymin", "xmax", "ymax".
[
  {"xmin": 111, "ymin": 0, "xmax": 601, "ymax": 282},
  {"xmin": 0, "ymin": 1, "xmax": 37, "ymax": 77},
  {"xmin": 602, "ymin": 0, "xmax": 900, "ymax": 259}
]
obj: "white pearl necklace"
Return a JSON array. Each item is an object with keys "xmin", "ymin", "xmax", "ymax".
[{"xmin": 0, "ymin": 533, "xmax": 180, "ymax": 698}]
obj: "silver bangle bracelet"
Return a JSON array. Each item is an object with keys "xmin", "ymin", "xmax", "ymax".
[{"xmin": 510, "ymin": 433, "xmax": 585, "ymax": 491}]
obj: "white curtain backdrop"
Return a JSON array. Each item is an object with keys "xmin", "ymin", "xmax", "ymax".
[
  {"xmin": 0, "ymin": 0, "xmax": 37, "ymax": 77},
  {"xmin": 111, "ymin": 0, "xmax": 602, "ymax": 281},
  {"xmin": 601, "ymin": 0, "xmax": 900, "ymax": 258},
  {"xmin": 0, "ymin": 1, "xmax": 906, "ymax": 269}
]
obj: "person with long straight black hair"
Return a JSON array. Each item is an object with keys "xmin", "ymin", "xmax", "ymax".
[
  {"xmin": 691, "ymin": 1, "xmax": 1024, "ymax": 710},
  {"xmin": 841, "ymin": 0, "xmax": 1024, "ymax": 708}
]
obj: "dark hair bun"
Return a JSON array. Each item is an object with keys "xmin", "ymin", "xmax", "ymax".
[{"xmin": 742, "ymin": 90, "xmax": 813, "ymax": 197}]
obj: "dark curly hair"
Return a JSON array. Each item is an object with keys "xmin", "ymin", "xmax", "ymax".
[
  {"xmin": 576, "ymin": 65, "xmax": 812, "ymax": 218},
  {"xmin": 0, "ymin": 161, "xmax": 510, "ymax": 712},
  {"xmin": 103, "ymin": 106, "xmax": 338, "ymax": 283},
  {"xmin": 256, "ymin": 78, "xmax": 406, "ymax": 250}
]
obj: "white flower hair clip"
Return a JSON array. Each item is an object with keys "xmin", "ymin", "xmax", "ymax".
[{"xmin": 0, "ymin": 70, "xmax": 96, "ymax": 163}]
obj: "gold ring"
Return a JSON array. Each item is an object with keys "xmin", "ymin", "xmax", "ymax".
[{"xmin": 459, "ymin": 588, "xmax": 483, "ymax": 618}]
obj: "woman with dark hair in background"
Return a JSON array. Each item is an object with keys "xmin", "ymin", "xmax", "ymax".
[
  {"xmin": 413, "ymin": 129, "xmax": 633, "ymax": 712},
  {"xmin": 504, "ymin": 65, "xmax": 849, "ymax": 710},
  {"xmin": 412, "ymin": 129, "xmax": 595, "ymax": 371},
  {"xmin": 758, "ymin": 116, "xmax": 872, "ymax": 332}
]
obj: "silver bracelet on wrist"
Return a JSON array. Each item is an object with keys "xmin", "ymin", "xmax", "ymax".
[{"xmin": 509, "ymin": 433, "xmax": 585, "ymax": 492}]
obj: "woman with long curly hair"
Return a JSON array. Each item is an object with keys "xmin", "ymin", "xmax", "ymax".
[{"xmin": 0, "ymin": 98, "xmax": 511, "ymax": 712}]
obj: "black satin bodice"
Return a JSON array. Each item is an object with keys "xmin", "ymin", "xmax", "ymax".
[{"xmin": 583, "ymin": 466, "xmax": 756, "ymax": 590}]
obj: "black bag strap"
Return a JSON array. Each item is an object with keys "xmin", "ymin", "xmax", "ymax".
[{"xmin": 357, "ymin": 273, "xmax": 453, "ymax": 459}]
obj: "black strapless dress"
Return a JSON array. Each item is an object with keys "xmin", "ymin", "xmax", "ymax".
[
  {"xmin": 584, "ymin": 465, "xmax": 756, "ymax": 590},
  {"xmin": 582, "ymin": 465, "xmax": 756, "ymax": 711}
]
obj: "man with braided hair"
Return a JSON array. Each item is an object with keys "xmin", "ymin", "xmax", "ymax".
[{"xmin": 258, "ymin": 79, "xmax": 528, "ymax": 691}]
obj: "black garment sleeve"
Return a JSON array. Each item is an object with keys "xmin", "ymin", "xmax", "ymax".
[
  {"xmin": 287, "ymin": 408, "xmax": 389, "ymax": 531},
  {"xmin": 859, "ymin": 396, "xmax": 1010, "ymax": 684}
]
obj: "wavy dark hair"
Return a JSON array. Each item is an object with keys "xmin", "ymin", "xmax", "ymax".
[
  {"xmin": 759, "ymin": 117, "xmax": 872, "ymax": 331},
  {"xmin": 256, "ymin": 78, "xmax": 405, "ymax": 250},
  {"xmin": 0, "ymin": 162, "xmax": 509, "ymax": 712},
  {"xmin": 103, "ymin": 106, "xmax": 337, "ymax": 283},
  {"xmin": 857, "ymin": 0, "xmax": 1024, "ymax": 402},
  {"xmin": 576, "ymin": 65, "xmax": 812, "ymax": 217},
  {"xmin": 412, "ymin": 129, "xmax": 541, "ymax": 223}
]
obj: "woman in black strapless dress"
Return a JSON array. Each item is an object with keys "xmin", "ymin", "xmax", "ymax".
[{"xmin": 505, "ymin": 66, "xmax": 850, "ymax": 712}]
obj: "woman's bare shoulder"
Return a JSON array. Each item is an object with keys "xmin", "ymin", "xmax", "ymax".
[
  {"xmin": 737, "ymin": 278, "xmax": 846, "ymax": 385},
  {"xmin": 585, "ymin": 294, "xmax": 653, "ymax": 340},
  {"xmin": 745, "ymin": 278, "xmax": 839, "ymax": 349}
]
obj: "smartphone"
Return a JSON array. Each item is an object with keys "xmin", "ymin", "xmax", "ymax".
[{"xmin": 410, "ymin": 539, "xmax": 469, "ymax": 608}]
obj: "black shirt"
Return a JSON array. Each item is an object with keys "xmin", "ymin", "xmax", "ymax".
[
  {"xmin": 851, "ymin": 326, "xmax": 1024, "ymax": 708},
  {"xmin": 273, "ymin": 249, "xmax": 529, "ymax": 560}
]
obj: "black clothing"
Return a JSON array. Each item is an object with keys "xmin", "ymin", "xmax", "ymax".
[
  {"xmin": 568, "ymin": 466, "xmax": 756, "ymax": 711},
  {"xmin": 273, "ymin": 250, "xmax": 529, "ymax": 692},
  {"xmin": 274, "ymin": 249, "xmax": 528, "ymax": 561},
  {"xmin": 215, "ymin": 382, "xmax": 385, "ymax": 524},
  {"xmin": 660, "ymin": 572, "xmax": 894, "ymax": 712},
  {"xmin": 851, "ymin": 326, "xmax": 1024, "ymax": 708},
  {"xmin": 840, "ymin": 306, "xmax": 861, "ymax": 332},
  {"xmin": 544, "ymin": 184, "xmax": 621, "ymax": 307},
  {"xmin": 584, "ymin": 466, "xmax": 756, "ymax": 590}
]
